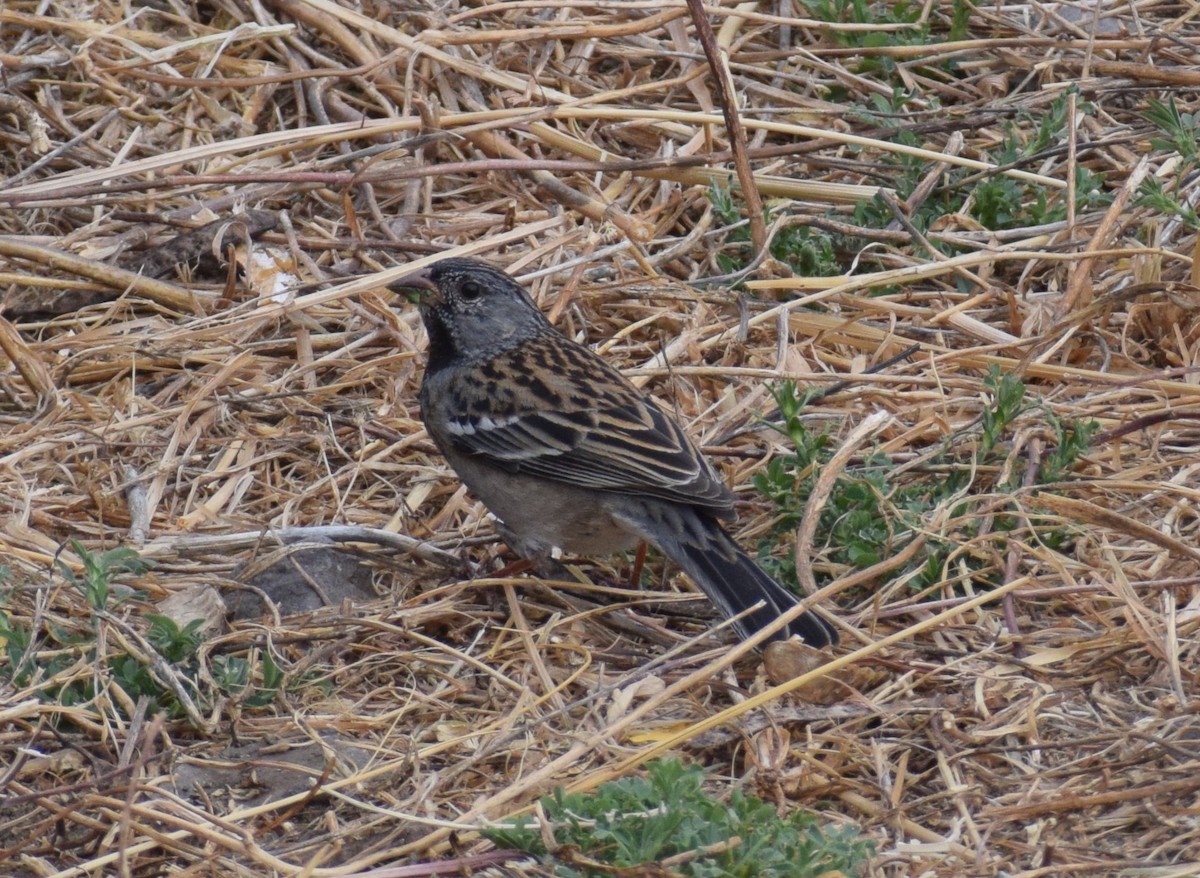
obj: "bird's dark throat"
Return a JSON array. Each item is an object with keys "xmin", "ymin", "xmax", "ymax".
[{"xmin": 421, "ymin": 307, "xmax": 458, "ymax": 376}]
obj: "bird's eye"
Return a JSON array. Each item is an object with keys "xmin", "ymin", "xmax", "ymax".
[{"xmin": 459, "ymin": 280, "xmax": 484, "ymax": 301}]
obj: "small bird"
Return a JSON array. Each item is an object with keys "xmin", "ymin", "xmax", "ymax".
[{"xmin": 390, "ymin": 257, "xmax": 837, "ymax": 648}]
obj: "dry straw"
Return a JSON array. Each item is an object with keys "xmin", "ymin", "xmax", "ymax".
[{"xmin": 2, "ymin": 0, "xmax": 1199, "ymax": 875}]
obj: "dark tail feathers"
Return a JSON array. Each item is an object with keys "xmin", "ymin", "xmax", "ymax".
[{"xmin": 653, "ymin": 519, "xmax": 838, "ymax": 647}]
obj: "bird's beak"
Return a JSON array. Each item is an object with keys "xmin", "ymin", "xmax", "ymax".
[{"xmin": 387, "ymin": 267, "xmax": 441, "ymax": 305}]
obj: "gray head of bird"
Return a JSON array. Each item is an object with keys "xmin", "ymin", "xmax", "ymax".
[{"xmin": 387, "ymin": 257, "xmax": 550, "ymax": 363}]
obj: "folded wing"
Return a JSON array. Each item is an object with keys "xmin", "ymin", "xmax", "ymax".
[{"xmin": 441, "ymin": 394, "xmax": 735, "ymax": 517}]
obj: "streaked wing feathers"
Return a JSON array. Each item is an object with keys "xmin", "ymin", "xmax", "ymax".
[{"xmin": 443, "ymin": 398, "xmax": 734, "ymax": 514}]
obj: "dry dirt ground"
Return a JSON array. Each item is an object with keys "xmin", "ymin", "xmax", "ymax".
[{"xmin": 2, "ymin": 1, "xmax": 1200, "ymax": 875}]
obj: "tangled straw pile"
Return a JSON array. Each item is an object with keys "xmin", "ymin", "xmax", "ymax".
[{"xmin": 2, "ymin": 0, "xmax": 1199, "ymax": 874}]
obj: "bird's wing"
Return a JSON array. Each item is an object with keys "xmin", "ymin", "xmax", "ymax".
[
  {"xmin": 440, "ymin": 398, "xmax": 734, "ymax": 512},
  {"xmin": 430, "ymin": 337, "xmax": 735, "ymax": 515}
]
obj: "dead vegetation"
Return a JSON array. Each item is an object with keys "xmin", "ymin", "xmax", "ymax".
[{"xmin": 2, "ymin": 0, "xmax": 1200, "ymax": 875}]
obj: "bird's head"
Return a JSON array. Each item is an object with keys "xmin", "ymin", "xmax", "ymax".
[{"xmin": 388, "ymin": 257, "xmax": 550, "ymax": 364}]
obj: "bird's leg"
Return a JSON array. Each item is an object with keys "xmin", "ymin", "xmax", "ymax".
[
  {"xmin": 491, "ymin": 556, "xmax": 535, "ymax": 578},
  {"xmin": 629, "ymin": 541, "xmax": 648, "ymax": 588},
  {"xmin": 493, "ymin": 519, "xmax": 573, "ymax": 580}
]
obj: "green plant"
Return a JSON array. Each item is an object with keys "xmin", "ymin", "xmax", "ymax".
[
  {"xmin": 796, "ymin": 0, "xmax": 928, "ymax": 68},
  {"xmin": 772, "ymin": 224, "xmax": 840, "ymax": 277},
  {"xmin": 0, "ymin": 545, "xmax": 287, "ymax": 724},
  {"xmin": 146, "ymin": 614, "xmax": 206, "ymax": 663},
  {"xmin": 853, "ymin": 92, "xmax": 1108, "ymax": 237},
  {"xmin": 57, "ymin": 540, "xmax": 152, "ymax": 612},
  {"xmin": 966, "ymin": 94, "xmax": 1110, "ymax": 230},
  {"xmin": 1038, "ymin": 413, "xmax": 1100, "ymax": 483},
  {"xmin": 1144, "ymin": 96, "xmax": 1200, "ymax": 163},
  {"xmin": 970, "ymin": 172, "xmax": 1032, "ymax": 230},
  {"xmin": 0, "ymin": 607, "xmax": 32, "ymax": 673},
  {"xmin": 212, "ymin": 650, "xmax": 283, "ymax": 707},
  {"xmin": 948, "ymin": 0, "xmax": 971, "ymax": 40},
  {"xmin": 1136, "ymin": 176, "xmax": 1200, "ymax": 231},
  {"xmin": 1072, "ymin": 165, "xmax": 1110, "ymax": 213},
  {"xmin": 708, "ymin": 183, "xmax": 842, "ymax": 278},
  {"xmin": 109, "ymin": 653, "xmax": 176, "ymax": 716},
  {"xmin": 0, "ymin": 582, "xmax": 83, "ymax": 693},
  {"xmin": 484, "ymin": 759, "xmax": 872, "ymax": 877},
  {"xmin": 980, "ymin": 365, "xmax": 1028, "ymax": 453},
  {"xmin": 753, "ymin": 367, "xmax": 1097, "ymax": 596},
  {"xmin": 753, "ymin": 417, "xmax": 907, "ymax": 581}
]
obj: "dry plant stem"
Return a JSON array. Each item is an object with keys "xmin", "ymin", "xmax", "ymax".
[
  {"xmin": 598, "ymin": 574, "xmax": 1037, "ymax": 780},
  {"xmin": 120, "ymin": 464, "xmax": 151, "ymax": 546},
  {"xmin": 297, "ymin": 0, "xmax": 577, "ymax": 102},
  {"xmin": 837, "ymin": 789, "xmax": 968, "ymax": 851},
  {"xmin": 1163, "ymin": 588, "xmax": 1187, "ymax": 708},
  {"xmin": 882, "ymin": 190, "xmax": 960, "ymax": 271},
  {"xmin": 1066, "ymin": 92, "xmax": 1078, "ymax": 237},
  {"xmin": 897, "ymin": 131, "xmax": 963, "ymax": 223},
  {"xmin": 240, "ymin": 216, "xmax": 566, "ymax": 315},
  {"xmin": 1056, "ymin": 156, "xmax": 1150, "ymax": 320},
  {"xmin": 795, "ymin": 410, "xmax": 893, "ymax": 597},
  {"xmin": 34, "ymin": 791, "xmax": 297, "ymax": 878},
  {"xmin": 685, "ymin": 0, "xmax": 766, "ymax": 255},
  {"xmin": 326, "ymin": 851, "xmax": 524, "ymax": 878},
  {"xmin": 1100, "ymin": 544, "xmax": 1165, "ymax": 661},
  {"xmin": 743, "ymin": 245, "xmax": 1190, "ymax": 349},
  {"xmin": 1017, "ymin": 55, "xmax": 1200, "ymax": 86},
  {"xmin": 3, "ymin": 107, "xmax": 121, "ymax": 189},
  {"xmin": 1029, "ymin": 494, "xmax": 1200, "ymax": 565},
  {"xmin": 117, "ymin": 707, "xmax": 159, "ymax": 878},
  {"xmin": 551, "ymin": 108, "xmax": 1061, "ymax": 188},
  {"xmin": 0, "ymin": 94, "xmax": 50, "ymax": 153},
  {"xmin": 0, "ymin": 314, "xmax": 59, "ymax": 410},
  {"xmin": 140, "ymin": 526, "xmax": 465, "ymax": 570},
  {"xmin": 502, "ymin": 583, "xmax": 567, "ymax": 713},
  {"xmin": 811, "ymin": 34, "xmax": 1196, "ymax": 58},
  {"xmin": 462, "ymin": 128, "xmax": 652, "ymax": 242},
  {"xmin": 390, "ymin": 609, "xmax": 812, "ymax": 860},
  {"xmin": 0, "ymin": 108, "xmax": 1049, "ymax": 205},
  {"xmin": 986, "ymin": 772, "xmax": 1200, "ymax": 822},
  {"xmin": 1002, "ymin": 437, "xmax": 1043, "ymax": 650},
  {"xmin": 977, "ymin": 343, "xmax": 1200, "ymax": 400},
  {"xmin": 0, "ymin": 237, "xmax": 200, "ymax": 312},
  {"xmin": 426, "ymin": 9, "xmax": 689, "ymax": 45}
]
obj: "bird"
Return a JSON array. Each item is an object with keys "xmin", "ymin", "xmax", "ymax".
[{"xmin": 389, "ymin": 257, "xmax": 838, "ymax": 648}]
